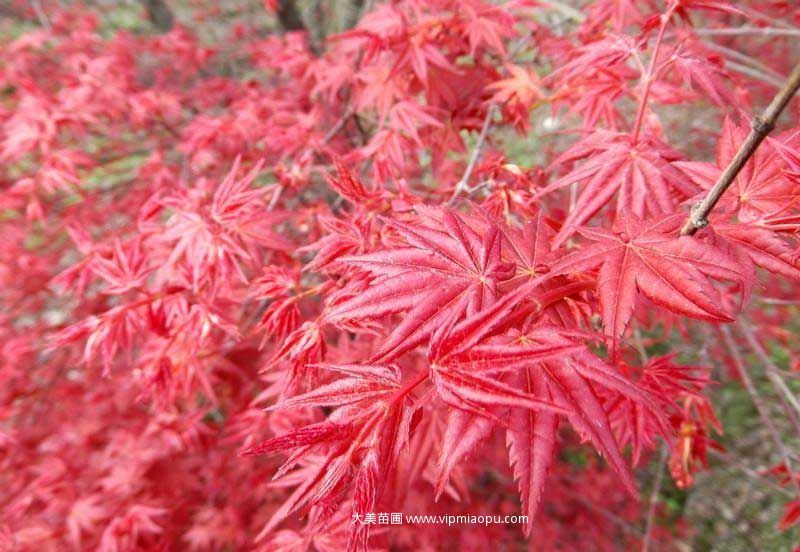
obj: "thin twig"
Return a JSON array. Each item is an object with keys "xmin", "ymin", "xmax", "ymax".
[
  {"xmin": 759, "ymin": 297, "xmax": 800, "ymax": 305},
  {"xmin": 642, "ymin": 445, "xmax": 668, "ymax": 552},
  {"xmin": 631, "ymin": 1, "xmax": 678, "ymax": 145},
  {"xmin": 559, "ymin": 487, "xmax": 644, "ymax": 538},
  {"xmin": 695, "ymin": 27, "xmax": 800, "ymax": 38},
  {"xmin": 447, "ymin": 38, "xmax": 529, "ymax": 205},
  {"xmin": 719, "ymin": 326, "xmax": 800, "ymax": 493},
  {"xmin": 743, "ymin": 9, "xmax": 795, "ymax": 31},
  {"xmin": 267, "ymin": 185, "xmax": 284, "ymax": 211},
  {"xmin": 710, "ymin": 450, "xmax": 795, "ymax": 498},
  {"xmin": 447, "ymin": 105, "xmax": 496, "ymax": 205},
  {"xmin": 322, "ymin": 109, "xmax": 353, "ymax": 143},
  {"xmin": 680, "ymin": 60, "xmax": 800, "ymax": 235},
  {"xmin": 723, "ymin": 61, "xmax": 785, "ymax": 88},
  {"xmin": 31, "ymin": 0, "xmax": 50, "ymax": 28},
  {"xmin": 737, "ymin": 320, "xmax": 800, "ymax": 427},
  {"xmin": 701, "ymin": 41, "xmax": 785, "ymax": 84}
]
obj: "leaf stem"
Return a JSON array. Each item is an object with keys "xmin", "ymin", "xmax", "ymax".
[
  {"xmin": 631, "ymin": 3, "xmax": 676, "ymax": 145},
  {"xmin": 681, "ymin": 60, "xmax": 800, "ymax": 235}
]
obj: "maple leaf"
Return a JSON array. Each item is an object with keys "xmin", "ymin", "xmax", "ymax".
[
  {"xmin": 779, "ymin": 499, "xmax": 800, "ymax": 530},
  {"xmin": 433, "ymin": 326, "xmax": 664, "ymax": 515},
  {"xmin": 712, "ymin": 223, "xmax": 800, "ymax": 283},
  {"xmin": 493, "ymin": 209, "xmax": 595, "ymax": 324},
  {"xmin": 67, "ymin": 495, "xmax": 107, "ymax": 547},
  {"xmin": 91, "ymin": 238, "xmax": 153, "ymax": 295},
  {"xmin": 606, "ymin": 355, "xmax": 712, "ymax": 464},
  {"xmin": 435, "ymin": 407, "xmax": 500, "ymax": 500},
  {"xmin": 388, "ymin": 101, "xmax": 444, "ymax": 147},
  {"xmin": 240, "ymin": 421, "xmax": 354, "ymax": 457},
  {"xmin": 486, "ymin": 64, "xmax": 544, "ymax": 108},
  {"xmin": 550, "ymin": 35, "xmax": 637, "ymax": 86},
  {"xmin": 326, "ymin": 207, "xmax": 515, "ymax": 362},
  {"xmin": 506, "ymin": 367, "xmax": 557, "ymax": 535},
  {"xmin": 461, "ymin": 2, "xmax": 515, "ymax": 56},
  {"xmin": 431, "ymin": 362, "xmax": 569, "ymax": 417},
  {"xmin": 539, "ymin": 130, "xmax": 698, "ymax": 245},
  {"xmin": 159, "ymin": 158, "xmax": 291, "ymax": 293},
  {"xmin": 550, "ymin": 214, "xmax": 749, "ymax": 354},
  {"xmin": 252, "ymin": 361, "xmax": 418, "ymax": 546},
  {"xmin": 268, "ymin": 362, "xmax": 401, "ymax": 411},
  {"xmin": 325, "ymin": 159, "xmax": 378, "ymax": 205},
  {"xmin": 676, "ymin": 118, "xmax": 795, "ymax": 224},
  {"xmin": 667, "ymin": 39, "xmax": 734, "ymax": 107}
]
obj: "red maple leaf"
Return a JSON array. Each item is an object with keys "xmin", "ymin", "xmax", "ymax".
[
  {"xmin": 326, "ymin": 207, "xmax": 515, "ymax": 362},
  {"xmin": 550, "ymin": 214, "xmax": 749, "ymax": 354},
  {"xmin": 539, "ymin": 130, "xmax": 698, "ymax": 245},
  {"xmin": 677, "ymin": 119, "xmax": 796, "ymax": 224}
]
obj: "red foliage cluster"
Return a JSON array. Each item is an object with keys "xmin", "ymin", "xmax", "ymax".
[{"xmin": 1, "ymin": 0, "xmax": 800, "ymax": 550}]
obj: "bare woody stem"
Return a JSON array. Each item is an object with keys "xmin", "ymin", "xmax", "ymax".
[
  {"xmin": 680, "ymin": 60, "xmax": 800, "ymax": 236},
  {"xmin": 447, "ymin": 105, "xmax": 495, "ymax": 206},
  {"xmin": 719, "ymin": 326, "xmax": 800, "ymax": 494}
]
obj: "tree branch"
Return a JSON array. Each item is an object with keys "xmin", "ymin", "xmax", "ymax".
[
  {"xmin": 719, "ymin": 326, "xmax": 800, "ymax": 493},
  {"xmin": 447, "ymin": 38, "xmax": 529, "ymax": 205},
  {"xmin": 701, "ymin": 41, "xmax": 785, "ymax": 87},
  {"xmin": 641, "ymin": 445, "xmax": 668, "ymax": 552},
  {"xmin": 277, "ymin": 0, "xmax": 305, "ymax": 32},
  {"xmin": 738, "ymin": 319, "xmax": 800, "ymax": 431},
  {"xmin": 140, "ymin": 0, "xmax": 174, "ymax": 33},
  {"xmin": 680, "ymin": 60, "xmax": 800, "ymax": 235},
  {"xmin": 695, "ymin": 26, "xmax": 800, "ymax": 38},
  {"xmin": 447, "ymin": 105, "xmax": 496, "ymax": 206}
]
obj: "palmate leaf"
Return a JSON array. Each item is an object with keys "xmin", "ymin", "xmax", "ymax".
[
  {"xmin": 713, "ymin": 223, "xmax": 800, "ymax": 282},
  {"xmin": 430, "ymin": 327, "xmax": 586, "ymax": 425},
  {"xmin": 677, "ymin": 119, "xmax": 796, "ymax": 224},
  {"xmin": 538, "ymin": 130, "xmax": 698, "ymax": 245},
  {"xmin": 326, "ymin": 207, "xmax": 515, "ymax": 363},
  {"xmin": 506, "ymin": 369, "xmax": 557, "ymax": 536},
  {"xmin": 432, "ymin": 327, "xmax": 667, "ymax": 524},
  {"xmin": 431, "ymin": 364, "xmax": 570, "ymax": 417},
  {"xmin": 550, "ymin": 213, "xmax": 750, "ymax": 354}
]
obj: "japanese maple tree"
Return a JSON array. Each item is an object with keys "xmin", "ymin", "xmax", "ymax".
[{"xmin": 1, "ymin": 0, "xmax": 800, "ymax": 550}]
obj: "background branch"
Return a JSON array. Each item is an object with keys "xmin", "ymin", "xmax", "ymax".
[
  {"xmin": 720, "ymin": 326, "xmax": 800, "ymax": 494},
  {"xmin": 140, "ymin": 0, "xmax": 174, "ymax": 33},
  {"xmin": 277, "ymin": 0, "xmax": 306, "ymax": 32}
]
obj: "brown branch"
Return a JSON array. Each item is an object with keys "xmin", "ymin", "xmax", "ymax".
[
  {"xmin": 737, "ymin": 319, "xmax": 800, "ymax": 431},
  {"xmin": 346, "ymin": 0, "xmax": 367, "ymax": 29},
  {"xmin": 719, "ymin": 326, "xmax": 800, "ymax": 494},
  {"xmin": 140, "ymin": 0, "xmax": 174, "ymax": 33},
  {"xmin": 680, "ymin": 60, "xmax": 800, "ymax": 235},
  {"xmin": 447, "ymin": 105, "xmax": 496, "ymax": 206},
  {"xmin": 641, "ymin": 445, "xmax": 668, "ymax": 552},
  {"xmin": 710, "ymin": 450, "xmax": 795, "ymax": 498},
  {"xmin": 447, "ymin": 38, "xmax": 530, "ymax": 205},
  {"xmin": 695, "ymin": 26, "xmax": 800, "ymax": 38},
  {"xmin": 277, "ymin": 0, "xmax": 305, "ymax": 32}
]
